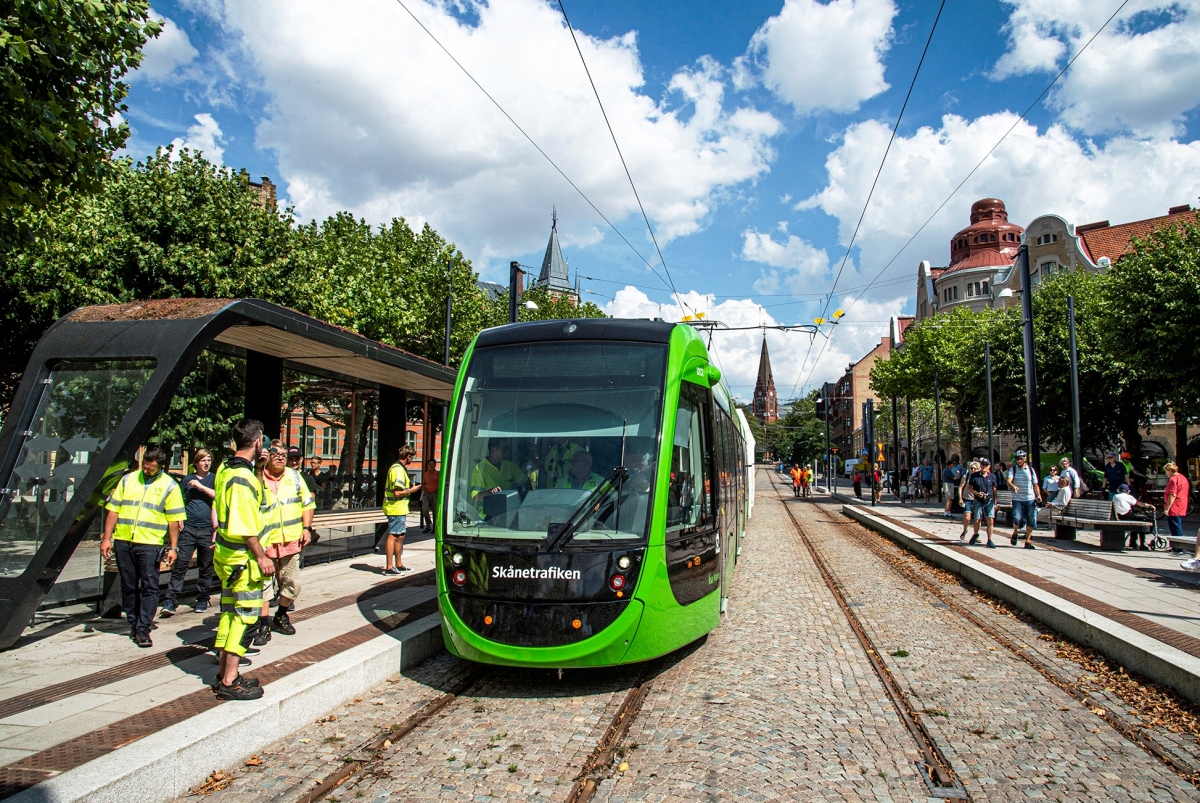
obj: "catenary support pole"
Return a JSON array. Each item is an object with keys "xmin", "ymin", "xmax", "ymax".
[
  {"xmin": 509, "ymin": 261, "xmax": 520, "ymax": 325},
  {"xmin": 824, "ymin": 383, "xmax": 832, "ymax": 493},
  {"xmin": 934, "ymin": 370, "xmax": 943, "ymax": 504},
  {"xmin": 1068, "ymin": 294, "xmax": 1083, "ymax": 473},
  {"xmin": 444, "ymin": 259, "xmax": 453, "ymax": 366},
  {"xmin": 866, "ymin": 398, "xmax": 876, "ymax": 507},
  {"xmin": 1018, "ymin": 245, "xmax": 1041, "ymax": 477},
  {"xmin": 985, "ymin": 341, "xmax": 995, "ymax": 464},
  {"xmin": 891, "ymin": 396, "xmax": 900, "ymax": 496}
]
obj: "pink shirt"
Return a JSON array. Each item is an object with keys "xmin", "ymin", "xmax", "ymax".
[{"xmin": 1165, "ymin": 473, "xmax": 1189, "ymax": 517}]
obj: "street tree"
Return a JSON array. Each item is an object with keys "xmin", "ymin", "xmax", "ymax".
[
  {"xmin": 1103, "ymin": 213, "xmax": 1200, "ymax": 462},
  {"xmin": 0, "ymin": 1, "xmax": 160, "ymax": 214},
  {"xmin": 870, "ymin": 305, "xmax": 1001, "ymax": 459}
]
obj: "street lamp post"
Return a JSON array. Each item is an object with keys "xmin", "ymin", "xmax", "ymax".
[
  {"xmin": 1068, "ymin": 295, "xmax": 1082, "ymax": 472},
  {"xmin": 985, "ymin": 341, "xmax": 995, "ymax": 464},
  {"xmin": 1017, "ymin": 244, "xmax": 1041, "ymax": 477},
  {"xmin": 891, "ymin": 395, "xmax": 900, "ymax": 496}
]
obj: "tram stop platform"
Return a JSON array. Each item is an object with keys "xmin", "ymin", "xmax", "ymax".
[
  {"xmin": 794, "ymin": 474, "xmax": 1200, "ymax": 709},
  {"xmin": 0, "ymin": 514, "xmax": 441, "ymax": 802}
]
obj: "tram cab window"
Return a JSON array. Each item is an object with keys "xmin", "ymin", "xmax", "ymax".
[
  {"xmin": 446, "ymin": 342, "xmax": 666, "ymax": 543},
  {"xmin": 667, "ymin": 382, "xmax": 711, "ymax": 532}
]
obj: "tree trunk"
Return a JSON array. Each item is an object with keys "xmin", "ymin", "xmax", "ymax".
[
  {"xmin": 956, "ymin": 407, "xmax": 973, "ymax": 460},
  {"xmin": 1175, "ymin": 407, "xmax": 1190, "ymax": 468}
]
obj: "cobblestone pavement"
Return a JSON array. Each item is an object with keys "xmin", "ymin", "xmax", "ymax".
[
  {"xmin": 790, "ymin": 492, "xmax": 1199, "ymax": 801},
  {"xmin": 598, "ymin": 477, "xmax": 931, "ymax": 802},
  {"xmin": 183, "ymin": 472, "xmax": 1200, "ymax": 802}
]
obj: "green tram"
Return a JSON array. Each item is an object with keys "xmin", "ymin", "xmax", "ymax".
[{"xmin": 435, "ymin": 319, "xmax": 754, "ymax": 668}]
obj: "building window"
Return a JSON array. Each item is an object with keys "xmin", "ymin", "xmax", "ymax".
[
  {"xmin": 982, "ymin": 281, "xmax": 989, "ymax": 295},
  {"xmin": 406, "ymin": 430, "xmax": 417, "ymax": 450},
  {"xmin": 952, "ymin": 286, "xmax": 958, "ymax": 300},
  {"xmin": 967, "ymin": 283, "xmax": 974, "ymax": 297},
  {"xmin": 321, "ymin": 426, "xmax": 339, "ymax": 457},
  {"xmin": 300, "ymin": 425, "xmax": 316, "ymax": 457},
  {"xmin": 1035, "ymin": 233, "xmax": 1058, "ymax": 246}
]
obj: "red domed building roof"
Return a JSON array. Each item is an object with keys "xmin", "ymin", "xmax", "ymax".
[{"xmin": 944, "ymin": 198, "xmax": 1023, "ymax": 275}]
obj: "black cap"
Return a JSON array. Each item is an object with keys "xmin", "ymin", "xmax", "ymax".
[{"xmin": 287, "ymin": 446, "xmax": 301, "ymax": 457}]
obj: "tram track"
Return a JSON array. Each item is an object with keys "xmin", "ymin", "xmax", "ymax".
[
  {"xmin": 774, "ymin": 471, "xmax": 1200, "ymax": 792},
  {"xmin": 294, "ymin": 652, "xmax": 679, "ymax": 802},
  {"xmin": 774, "ymin": 484, "xmax": 968, "ymax": 799},
  {"xmin": 806, "ymin": 497, "xmax": 1200, "ymax": 788}
]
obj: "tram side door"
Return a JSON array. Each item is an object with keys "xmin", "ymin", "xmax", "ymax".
[{"xmin": 665, "ymin": 383, "xmax": 721, "ymax": 609}]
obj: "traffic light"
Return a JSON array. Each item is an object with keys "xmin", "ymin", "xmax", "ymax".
[{"xmin": 814, "ymin": 397, "xmax": 826, "ymax": 421}]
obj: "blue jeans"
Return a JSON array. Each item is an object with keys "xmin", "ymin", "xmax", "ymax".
[
  {"xmin": 1168, "ymin": 515, "xmax": 1184, "ymax": 540},
  {"xmin": 166, "ymin": 526, "xmax": 215, "ymax": 605},
  {"xmin": 387, "ymin": 515, "xmax": 408, "ymax": 536},
  {"xmin": 1012, "ymin": 499, "xmax": 1038, "ymax": 529}
]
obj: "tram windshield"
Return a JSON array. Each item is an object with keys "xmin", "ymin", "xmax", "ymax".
[{"xmin": 446, "ymin": 341, "xmax": 666, "ymax": 543}]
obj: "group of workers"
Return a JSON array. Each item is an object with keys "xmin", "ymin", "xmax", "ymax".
[
  {"xmin": 788, "ymin": 464, "xmax": 815, "ymax": 498},
  {"xmin": 469, "ymin": 436, "xmax": 606, "ymax": 506},
  {"xmin": 101, "ymin": 420, "xmax": 323, "ymax": 701}
]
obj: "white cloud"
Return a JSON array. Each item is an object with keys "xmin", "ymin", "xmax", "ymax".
[
  {"xmin": 741, "ymin": 229, "xmax": 832, "ymax": 293},
  {"xmin": 799, "ymin": 112, "xmax": 1200, "ymax": 295},
  {"xmin": 991, "ymin": 0, "xmax": 1200, "ymax": 138},
  {"xmin": 197, "ymin": 0, "xmax": 780, "ymax": 271},
  {"xmin": 604, "ymin": 286, "xmax": 905, "ymax": 400},
  {"xmin": 170, "ymin": 113, "xmax": 225, "ymax": 164},
  {"xmin": 135, "ymin": 11, "xmax": 199, "ymax": 81},
  {"xmin": 741, "ymin": 0, "xmax": 896, "ymax": 115}
]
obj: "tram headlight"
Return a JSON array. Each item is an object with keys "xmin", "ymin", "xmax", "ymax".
[
  {"xmin": 616, "ymin": 555, "xmax": 631, "ymax": 570},
  {"xmin": 452, "ymin": 569, "xmax": 467, "ymax": 586},
  {"xmin": 609, "ymin": 574, "xmax": 626, "ymax": 591},
  {"xmin": 451, "ymin": 552, "xmax": 464, "ymax": 566}
]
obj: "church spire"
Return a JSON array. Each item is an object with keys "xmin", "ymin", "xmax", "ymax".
[
  {"xmin": 534, "ymin": 208, "xmax": 576, "ymax": 300},
  {"xmin": 752, "ymin": 337, "xmax": 778, "ymax": 425}
]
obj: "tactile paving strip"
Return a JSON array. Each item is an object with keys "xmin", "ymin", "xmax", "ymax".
[
  {"xmin": 0, "ymin": 571, "xmax": 433, "ymax": 720},
  {"xmin": 0, "ymin": 596, "xmax": 439, "ymax": 799}
]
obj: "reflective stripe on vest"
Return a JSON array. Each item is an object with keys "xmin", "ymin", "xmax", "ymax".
[{"xmin": 214, "ymin": 462, "xmax": 264, "ymax": 546}]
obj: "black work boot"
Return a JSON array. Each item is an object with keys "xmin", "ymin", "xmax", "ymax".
[
  {"xmin": 252, "ymin": 620, "xmax": 272, "ymax": 647},
  {"xmin": 271, "ymin": 611, "xmax": 296, "ymax": 635}
]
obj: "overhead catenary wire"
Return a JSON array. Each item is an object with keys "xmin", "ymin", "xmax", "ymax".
[
  {"xmin": 389, "ymin": 0, "xmax": 676, "ymax": 300},
  {"xmin": 792, "ymin": 0, "xmax": 1132, "ymax": 397},
  {"xmin": 555, "ymin": 0, "xmax": 691, "ymax": 316},
  {"xmin": 788, "ymin": 0, "xmax": 947, "ymax": 400}
]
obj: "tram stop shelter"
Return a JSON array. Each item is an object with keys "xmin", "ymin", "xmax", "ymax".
[{"xmin": 0, "ymin": 298, "xmax": 457, "ymax": 650}]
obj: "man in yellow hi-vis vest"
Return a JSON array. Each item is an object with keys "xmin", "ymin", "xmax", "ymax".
[
  {"xmin": 100, "ymin": 446, "xmax": 185, "ymax": 649},
  {"xmin": 261, "ymin": 438, "xmax": 315, "ymax": 636},
  {"xmin": 382, "ymin": 445, "xmax": 420, "ymax": 574},
  {"xmin": 212, "ymin": 419, "xmax": 275, "ymax": 700}
]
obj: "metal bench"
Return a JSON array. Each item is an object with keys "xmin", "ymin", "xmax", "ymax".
[
  {"xmin": 1048, "ymin": 497, "xmax": 1152, "ymax": 551},
  {"xmin": 302, "ymin": 508, "xmax": 389, "ymax": 566},
  {"xmin": 994, "ymin": 490, "xmax": 1012, "ymax": 524}
]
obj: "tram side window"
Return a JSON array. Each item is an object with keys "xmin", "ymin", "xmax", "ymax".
[{"xmin": 667, "ymin": 383, "xmax": 711, "ymax": 531}]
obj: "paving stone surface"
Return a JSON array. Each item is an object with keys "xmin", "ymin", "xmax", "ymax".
[
  {"xmin": 180, "ymin": 472, "xmax": 1200, "ymax": 802},
  {"xmin": 775, "ymin": 482, "xmax": 1200, "ymax": 802}
]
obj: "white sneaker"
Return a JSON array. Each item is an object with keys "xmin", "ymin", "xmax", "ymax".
[{"xmin": 1179, "ymin": 558, "xmax": 1200, "ymax": 572}]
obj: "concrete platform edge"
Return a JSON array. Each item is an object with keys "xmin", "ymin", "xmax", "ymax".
[
  {"xmin": 9, "ymin": 613, "xmax": 445, "ymax": 803},
  {"xmin": 841, "ymin": 504, "xmax": 1200, "ymax": 707}
]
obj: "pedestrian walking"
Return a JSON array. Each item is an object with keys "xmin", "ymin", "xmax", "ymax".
[
  {"xmin": 1006, "ymin": 450, "xmax": 1042, "ymax": 549},
  {"xmin": 212, "ymin": 419, "xmax": 275, "ymax": 700},
  {"xmin": 1102, "ymin": 451, "xmax": 1128, "ymax": 500},
  {"xmin": 420, "ymin": 461, "xmax": 439, "ymax": 532},
  {"xmin": 1059, "ymin": 458, "xmax": 1083, "ymax": 498},
  {"xmin": 260, "ymin": 439, "xmax": 315, "ymax": 637},
  {"xmin": 161, "ymin": 448, "xmax": 216, "ymax": 617},
  {"xmin": 958, "ymin": 461, "xmax": 979, "ymax": 540},
  {"xmin": 919, "ymin": 458, "xmax": 934, "ymax": 503},
  {"xmin": 383, "ymin": 445, "xmax": 420, "ymax": 574},
  {"xmin": 965, "ymin": 458, "xmax": 998, "ymax": 547},
  {"xmin": 99, "ymin": 446, "xmax": 185, "ymax": 647},
  {"xmin": 941, "ymin": 456, "xmax": 963, "ymax": 519},
  {"xmin": 852, "ymin": 466, "xmax": 863, "ymax": 499},
  {"xmin": 803, "ymin": 465, "xmax": 814, "ymax": 498},
  {"xmin": 871, "ymin": 463, "xmax": 882, "ymax": 504},
  {"xmin": 790, "ymin": 464, "xmax": 802, "ymax": 498},
  {"xmin": 1113, "ymin": 484, "xmax": 1155, "ymax": 550}
]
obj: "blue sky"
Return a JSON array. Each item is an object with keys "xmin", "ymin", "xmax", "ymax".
[{"xmin": 122, "ymin": 0, "xmax": 1200, "ymax": 401}]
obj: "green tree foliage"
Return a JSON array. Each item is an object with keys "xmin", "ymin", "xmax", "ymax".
[
  {"xmin": 988, "ymin": 269, "xmax": 1151, "ymax": 456},
  {"xmin": 1103, "ymin": 213, "xmax": 1200, "ymax": 459},
  {"xmin": 0, "ymin": 1, "xmax": 159, "ymax": 213},
  {"xmin": 870, "ymin": 305, "xmax": 1001, "ymax": 457},
  {"xmin": 763, "ymin": 394, "xmax": 825, "ymax": 466}
]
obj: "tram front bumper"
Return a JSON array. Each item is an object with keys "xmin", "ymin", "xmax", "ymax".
[{"xmin": 438, "ymin": 593, "xmax": 645, "ymax": 668}]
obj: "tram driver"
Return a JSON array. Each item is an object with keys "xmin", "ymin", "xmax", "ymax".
[
  {"xmin": 470, "ymin": 438, "xmax": 529, "ymax": 508},
  {"xmin": 554, "ymin": 450, "xmax": 605, "ymax": 491}
]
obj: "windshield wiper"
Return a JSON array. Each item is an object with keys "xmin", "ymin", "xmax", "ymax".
[{"xmin": 543, "ymin": 466, "xmax": 628, "ymax": 552}]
